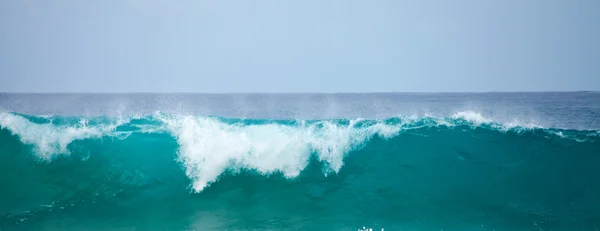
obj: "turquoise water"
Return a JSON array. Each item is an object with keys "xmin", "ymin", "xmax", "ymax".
[{"xmin": 1, "ymin": 93, "xmax": 600, "ymax": 230}]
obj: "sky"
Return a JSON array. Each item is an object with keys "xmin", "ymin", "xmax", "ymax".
[{"xmin": 1, "ymin": 0, "xmax": 599, "ymax": 93}]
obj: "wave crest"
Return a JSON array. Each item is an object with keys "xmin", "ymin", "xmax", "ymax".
[
  {"xmin": 1, "ymin": 111, "xmax": 597, "ymax": 192},
  {"xmin": 0, "ymin": 113, "xmax": 121, "ymax": 159},
  {"xmin": 158, "ymin": 114, "xmax": 399, "ymax": 191}
]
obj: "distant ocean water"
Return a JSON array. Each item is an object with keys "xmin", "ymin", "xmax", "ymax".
[{"xmin": 1, "ymin": 92, "xmax": 599, "ymax": 231}]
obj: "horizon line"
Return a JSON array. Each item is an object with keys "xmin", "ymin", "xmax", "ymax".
[{"xmin": 0, "ymin": 90, "xmax": 599, "ymax": 94}]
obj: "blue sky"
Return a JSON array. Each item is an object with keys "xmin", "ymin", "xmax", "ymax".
[{"xmin": 1, "ymin": 0, "xmax": 599, "ymax": 93}]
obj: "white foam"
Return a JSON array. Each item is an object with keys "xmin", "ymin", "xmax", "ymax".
[
  {"xmin": 158, "ymin": 114, "xmax": 400, "ymax": 192},
  {"xmin": 502, "ymin": 118, "xmax": 541, "ymax": 130},
  {"xmin": 450, "ymin": 110, "xmax": 543, "ymax": 131},
  {"xmin": 0, "ymin": 113, "xmax": 120, "ymax": 159},
  {"xmin": 451, "ymin": 111, "xmax": 490, "ymax": 126}
]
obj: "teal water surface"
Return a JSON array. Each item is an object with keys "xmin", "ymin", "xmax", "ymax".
[{"xmin": 1, "ymin": 110, "xmax": 600, "ymax": 231}]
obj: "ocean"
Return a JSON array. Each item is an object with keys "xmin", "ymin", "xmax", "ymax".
[{"xmin": 1, "ymin": 92, "xmax": 599, "ymax": 231}]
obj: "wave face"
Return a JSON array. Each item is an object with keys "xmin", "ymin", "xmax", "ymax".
[{"xmin": 1, "ymin": 110, "xmax": 600, "ymax": 231}]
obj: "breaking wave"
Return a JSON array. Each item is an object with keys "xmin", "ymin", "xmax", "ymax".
[
  {"xmin": 0, "ymin": 111, "xmax": 595, "ymax": 192},
  {"xmin": 1, "ymin": 111, "xmax": 599, "ymax": 230}
]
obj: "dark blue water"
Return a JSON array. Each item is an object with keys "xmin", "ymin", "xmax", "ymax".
[
  {"xmin": 1, "ymin": 92, "xmax": 599, "ymax": 129},
  {"xmin": 1, "ymin": 92, "xmax": 599, "ymax": 230}
]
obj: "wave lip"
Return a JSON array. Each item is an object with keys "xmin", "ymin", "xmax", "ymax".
[
  {"xmin": 157, "ymin": 114, "xmax": 401, "ymax": 191},
  {"xmin": 0, "ymin": 113, "xmax": 124, "ymax": 159},
  {"xmin": 450, "ymin": 111, "xmax": 542, "ymax": 130}
]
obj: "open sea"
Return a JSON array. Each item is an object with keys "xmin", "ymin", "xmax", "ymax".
[{"xmin": 1, "ymin": 92, "xmax": 599, "ymax": 231}]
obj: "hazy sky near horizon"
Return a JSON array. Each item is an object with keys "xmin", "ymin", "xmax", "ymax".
[{"xmin": 1, "ymin": 0, "xmax": 599, "ymax": 93}]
